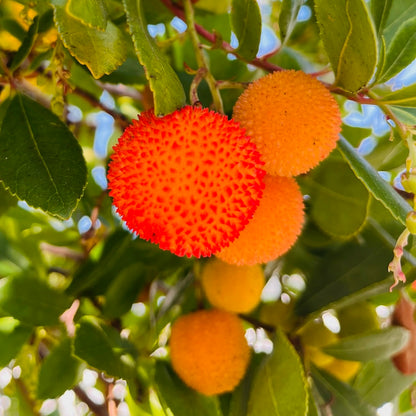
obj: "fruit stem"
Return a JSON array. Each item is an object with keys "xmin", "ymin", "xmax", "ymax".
[
  {"xmin": 388, "ymin": 228, "xmax": 410, "ymax": 291},
  {"xmin": 183, "ymin": 0, "xmax": 224, "ymax": 113}
]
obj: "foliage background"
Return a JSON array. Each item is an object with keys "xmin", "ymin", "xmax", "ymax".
[{"xmin": 0, "ymin": 0, "xmax": 416, "ymax": 415}]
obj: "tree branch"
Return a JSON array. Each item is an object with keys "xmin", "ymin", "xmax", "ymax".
[{"xmin": 73, "ymin": 386, "xmax": 109, "ymax": 416}]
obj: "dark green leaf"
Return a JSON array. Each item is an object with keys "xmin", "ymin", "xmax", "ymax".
[
  {"xmin": 155, "ymin": 361, "xmax": 223, "ymax": 416},
  {"xmin": 338, "ymin": 136, "xmax": 412, "ymax": 226},
  {"xmin": 353, "ymin": 359, "xmax": 416, "ymax": 407},
  {"xmin": 99, "ymin": 56, "xmax": 146, "ymax": 85},
  {"xmin": 231, "ymin": 0, "xmax": 262, "ymax": 61},
  {"xmin": 74, "ymin": 316, "xmax": 134, "ymax": 378},
  {"xmin": 279, "ymin": 0, "xmax": 304, "ymax": 44},
  {"xmin": 66, "ymin": 0, "xmax": 108, "ymax": 30},
  {"xmin": 371, "ymin": 0, "xmax": 392, "ymax": 36},
  {"xmin": 0, "ymin": 94, "xmax": 87, "ymax": 219},
  {"xmin": 0, "ymin": 274, "xmax": 73, "ymax": 326},
  {"xmin": 314, "ymin": 0, "xmax": 378, "ymax": 92},
  {"xmin": 10, "ymin": 16, "xmax": 39, "ymax": 72},
  {"xmin": 37, "ymin": 338, "xmax": 82, "ymax": 399},
  {"xmin": 0, "ymin": 317, "xmax": 32, "ymax": 367},
  {"xmin": 295, "ymin": 229, "xmax": 393, "ymax": 316},
  {"xmin": 247, "ymin": 329, "xmax": 308, "ymax": 416},
  {"xmin": 323, "ymin": 327, "xmax": 410, "ymax": 362},
  {"xmin": 123, "ymin": 0, "xmax": 186, "ymax": 115},
  {"xmin": 53, "ymin": 2, "xmax": 127, "ymax": 78},
  {"xmin": 312, "ymin": 366, "xmax": 377, "ymax": 416},
  {"xmin": 378, "ymin": 17, "xmax": 416, "ymax": 83},
  {"xmin": 103, "ymin": 263, "xmax": 150, "ymax": 319},
  {"xmin": 379, "ymin": 83, "xmax": 416, "ymax": 107},
  {"xmin": 308, "ymin": 159, "xmax": 370, "ymax": 239}
]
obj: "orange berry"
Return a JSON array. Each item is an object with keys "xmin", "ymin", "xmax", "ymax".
[
  {"xmin": 107, "ymin": 106, "xmax": 265, "ymax": 258},
  {"xmin": 233, "ymin": 70, "xmax": 342, "ymax": 176},
  {"xmin": 217, "ymin": 175, "xmax": 304, "ymax": 265},
  {"xmin": 201, "ymin": 258, "xmax": 264, "ymax": 313},
  {"xmin": 169, "ymin": 309, "xmax": 250, "ymax": 395}
]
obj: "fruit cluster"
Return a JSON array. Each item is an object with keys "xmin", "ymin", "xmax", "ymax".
[{"xmin": 107, "ymin": 70, "xmax": 342, "ymax": 395}]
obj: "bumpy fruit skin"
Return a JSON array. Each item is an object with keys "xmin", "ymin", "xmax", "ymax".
[
  {"xmin": 217, "ymin": 175, "xmax": 304, "ymax": 265},
  {"xmin": 201, "ymin": 258, "xmax": 265, "ymax": 313},
  {"xmin": 233, "ymin": 70, "xmax": 342, "ymax": 177},
  {"xmin": 107, "ymin": 106, "xmax": 265, "ymax": 258},
  {"xmin": 169, "ymin": 309, "xmax": 250, "ymax": 395}
]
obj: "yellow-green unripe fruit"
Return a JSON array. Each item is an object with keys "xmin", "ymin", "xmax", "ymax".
[{"xmin": 201, "ymin": 258, "xmax": 265, "ymax": 313}]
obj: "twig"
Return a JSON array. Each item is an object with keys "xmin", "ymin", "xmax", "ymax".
[
  {"xmin": 72, "ymin": 87, "xmax": 130, "ymax": 129},
  {"xmin": 40, "ymin": 242, "xmax": 85, "ymax": 261},
  {"xmin": 106, "ymin": 382, "xmax": 118, "ymax": 416},
  {"xmin": 388, "ymin": 228, "xmax": 411, "ymax": 291},
  {"xmin": 183, "ymin": 0, "xmax": 223, "ymax": 112},
  {"xmin": 239, "ymin": 314, "xmax": 276, "ymax": 333},
  {"xmin": 160, "ymin": 0, "xmax": 283, "ymax": 73},
  {"xmin": 96, "ymin": 81, "xmax": 143, "ymax": 101},
  {"xmin": 60, "ymin": 299, "xmax": 80, "ymax": 337},
  {"xmin": 73, "ymin": 386, "xmax": 109, "ymax": 416}
]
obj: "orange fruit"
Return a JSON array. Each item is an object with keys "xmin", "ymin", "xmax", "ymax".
[
  {"xmin": 217, "ymin": 175, "xmax": 304, "ymax": 265},
  {"xmin": 169, "ymin": 309, "xmax": 250, "ymax": 395},
  {"xmin": 233, "ymin": 70, "xmax": 342, "ymax": 176}
]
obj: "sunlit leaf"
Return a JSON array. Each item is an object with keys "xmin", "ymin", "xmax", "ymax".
[
  {"xmin": 383, "ymin": 0, "xmax": 416, "ymax": 43},
  {"xmin": 66, "ymin": 0, "xmax": 108, "ymax": 30},
  {"xmin": 248, "ymin": 329, "xmax": 308, "ymax": 416},
  {"xmin": 315, "ymin": 0, "xmax": 378, "ymax": 92},
  {"xmin": 123, "ymin": 0, "xmax": 186, "ymax": 115},
  {"xmin": 231, "ymin": 0, "xmax": 262, "ymax": 61},
  {"xmin": 0, "ymin": 94, "xmax": 87, "ymax": 219},
  {"xmin": 53, "ymin": 0, "xmax": 127, "ymax": 78}
]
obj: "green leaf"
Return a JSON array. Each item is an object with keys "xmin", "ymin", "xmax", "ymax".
[
  {"xmin": 371, "ymin": 0, "xmax": 392, "ymax": 36},
  {"xmin": 74, "ymin": 316, "xmax": 134, "ymax": 378},
  {"xmin": 231, "ymin": 0, "xmax": 262, "ymax": 61},
  {"xmin": 308, "ymin": 159, "xmax": 370, "ymax": 239},
  {"xmin": 103, "ymin": 263, "xmax": 149, "ymax": 319},
  {"xmin": 66, "ymin": 0, "xmax": 108, "ymax": 30},
  {"xmin": 247, "ymin": 329, "xmax": 308, "ymax": 416},
  {"xmin": 123, "ymin": 0, "xmax": 186, "ymax": 115},
  {"xmin": 323, "ymin": 327, "xmax": 410, "ymax": 362},
  {"xmin": 37, "ymin": 338, "xmax": 82, "ymax": 399},
  {"xmin": 295, "ymin": 228, "xmax": 394, "ymax": 316},
  {"xmin": 0, "ymin": 182, "xmax": 17, "ymax": 217},
  {"xmin": 338, "ymin": 136, "xmax": 412, "ymax": 226},
  {"xmin": 353, "ymin": 359, "xmax": 416, "ymax": 407},
  {"xmin": 279, "ymin": 0, "xmax": 304, "ymax": 45},
  {"xmin": 389, "ymin": 106, "xmax": 416, "ymax": 125},
  {"xmin": 312, "ymin": 366, "xmax": 377, "ymax": 416},
  {"xmin": 379, "ymin": 83, "xmax": 416, "ymax": 107},
  {"xmin": 0, "ymin": 317, "xmax": 32, "ymax": 367},
  {"xmin": 0, "ymin": 274, "xmax": 73, "ymax": 326},
  {"xmin": 53, "ymin": 2, "xmax": 127, "ymax": 78},
  {"xmin": 378, "ymin": 17, "xmax": 416, "ymax": 83},
  {"xmin": 383, "ymin": 0, "xmax": 416, "ymax": 44},
  {"xmin": 0, "ymin": 94, "xmax": 87, "ymax": 220},
  {"xmin": 341, "ymin": 124, "xmax": 372, "ymax": 147},
  {"xmin": 10, "ymin": 16, "xmax": 39, "ymax": 72},
  {"xmin": 314, "ymin": 0, "xmax": 378, "ymax": 92},
  {"xmin": 155, "ymin": 361, "xmax": 223, "ymax": 416}
]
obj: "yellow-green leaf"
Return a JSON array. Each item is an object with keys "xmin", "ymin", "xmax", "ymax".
[{"xmin": 315, "ymin": 0, "xmax": 378, "ymax": 92}]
